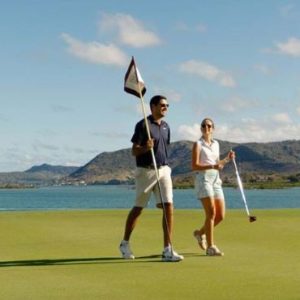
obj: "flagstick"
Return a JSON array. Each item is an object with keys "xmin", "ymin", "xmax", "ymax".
[{"xmin": 138, "ymin": 88, "xmax": 173, "ymax": 252}]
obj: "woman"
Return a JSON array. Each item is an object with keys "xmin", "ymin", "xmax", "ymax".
[{"xmin": 192, "ymin": 118, "xmax": 234, "ymax": 256}]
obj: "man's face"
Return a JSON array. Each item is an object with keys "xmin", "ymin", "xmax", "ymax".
[{"xmin": 152, "ymin": 99, "xmax": 169, "ymax": 118}]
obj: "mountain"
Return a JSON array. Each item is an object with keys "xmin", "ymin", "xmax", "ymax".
[
  {"xmin": 0, "ymin": 164, "xmax": 79, "ymax": 187},
  {"xmin": 26, "ymin": 163, "xmax": 79, "ymax": 175},
  {"xmin": 1, "ymin": 139, "xmax": 299, "ymax": 187},
  {"xmin": 67, "ymin": 148, "xmax": 136, "ymax": 185},
  {"xmin": 66, "ymin": 139, "xmax": 300, "ymax": 185}
]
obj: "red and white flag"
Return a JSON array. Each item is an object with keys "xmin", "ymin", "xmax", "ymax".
[{"xmin": 124, "ymin": 57, "xmax": 146, "ymax": 98}]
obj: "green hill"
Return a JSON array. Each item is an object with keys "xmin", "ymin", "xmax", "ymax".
[
  {"xmin": 66, "ymin": 139, "xmax": 300, "ymax": 186},
  {"xmin": 1, "ymin": 140, "xmax": 299, "ymax": 187}
]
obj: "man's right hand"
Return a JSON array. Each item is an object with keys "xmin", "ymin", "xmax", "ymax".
[
  {"xmin": 132, "ymin": 139, "xmax": 154, "ymax": 156},
  {"xmin": 145, "ymin": 139, "xmax": 154, "ymax": 151}
]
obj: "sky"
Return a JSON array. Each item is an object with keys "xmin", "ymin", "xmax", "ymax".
[{"xmin": 1, "ymin": 0, "xmax": 300, "ymax": 172}]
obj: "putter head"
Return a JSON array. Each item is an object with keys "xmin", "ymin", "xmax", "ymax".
[{"xmin": 249, "ymin": 216, "xmax": 257, "ymax": 222}]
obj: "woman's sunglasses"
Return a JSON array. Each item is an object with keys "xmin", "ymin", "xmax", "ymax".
[{"xmin": 201, "ymin": 124, "xmax": 213, "ymax": 129}]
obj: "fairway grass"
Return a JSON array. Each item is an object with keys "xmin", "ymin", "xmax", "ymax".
[{"xmin": 0, "ymin": 209, "xmax": 299, "ymax": 299}]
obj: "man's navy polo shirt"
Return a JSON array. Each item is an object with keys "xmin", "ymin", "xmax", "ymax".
[{"xmin": 131, "ymin": 115, "xmax": 170, "ymax": 168}]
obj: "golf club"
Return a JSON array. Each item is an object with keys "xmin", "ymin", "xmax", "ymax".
[{"xmin": 232, "ymin": 157, "xmax": 257, "ymax": 223}]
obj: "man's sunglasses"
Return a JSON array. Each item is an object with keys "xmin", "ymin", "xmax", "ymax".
[{"xmin": 159, "ymin": 103, "xmax": 169, "ymax": 108}]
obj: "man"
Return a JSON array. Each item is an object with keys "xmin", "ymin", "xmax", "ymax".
[{"xmin": 119, "ymin": 95, "xmax": 183, "ymax": 262}]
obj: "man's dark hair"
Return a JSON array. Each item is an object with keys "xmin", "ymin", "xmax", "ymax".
[{"xmin": 150, "ymin": 95, "xmax": 167, "ymax": 108}]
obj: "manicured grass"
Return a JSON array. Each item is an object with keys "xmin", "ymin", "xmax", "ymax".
[{"xmin": 0, "ymin": 209, "xmax": 299, "ymax": 299}]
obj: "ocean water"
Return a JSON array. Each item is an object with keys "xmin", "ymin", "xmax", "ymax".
[{"xmin": 0, "ymin": 185, "xmax": 299, "ymax": 211}]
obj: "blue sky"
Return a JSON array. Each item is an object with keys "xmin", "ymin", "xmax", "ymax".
[{"xmin": 1, "ymin": 1, "xmax": 300, "ymax": 172}]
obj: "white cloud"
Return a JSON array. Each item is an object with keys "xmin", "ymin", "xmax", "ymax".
[
  {"xmin": 61, "ymin": 33, "xmax": 128, "ymax": 66},
  {"xmin": 177, "ymin": 123, "xmax": 201, "ymax": 141},
  {"xmin": 152, "ymin": 88, "xmax": 182, "ymax": 103},
  {"xmin": 99, "ymin": 13, "xmax": 161, "ymax": 48},
  {"xmin": 215, "ymin": 119, "xmax": 268, "ymax": 143},
  {"xmin": 0, "ymin": 147, "xmax": 58, "ymax": 172},
  {"xmin": 166, "ymin": 90, "xmax": 182, "ymax": 102},
  {"xmin": 272, "ymin": 113, "xmax": 291, "ymax": 124},
  {"xmin": 176, "ymin": 117, "xmax": 300, "ymax": 144},
  {"xmin": 297, "ymin": 107, "xmax": 300, "ymax": 115},
  {"xmin": 179, "ymin": 60, "xmax": 236, "ymax": 88},
  {"xmin": 276, "ymin": 37, "xmax": 300, "ymax": 57},
  {"xmin": 220, "ymin": 96, "xmax": 257, "ymax": 113}
]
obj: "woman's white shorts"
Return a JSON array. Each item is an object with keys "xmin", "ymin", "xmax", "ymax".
[{"xmin": 195, "ymin": 169, "xmax": 224, "ymax": 200}]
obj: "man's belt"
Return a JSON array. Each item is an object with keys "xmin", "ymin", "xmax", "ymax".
[{"xmin": 139, "ymin": 164, "xmax": 168, "ymax": 169}]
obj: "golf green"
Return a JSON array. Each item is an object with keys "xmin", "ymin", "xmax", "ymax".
[{"xmin": 0, "ymin": 209, "xmax": 299, "ymax": 299}]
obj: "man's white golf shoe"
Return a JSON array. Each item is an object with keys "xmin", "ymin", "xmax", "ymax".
[
  {"xmin": 119, "ymin": 240, "xmax": 135, "ymax": 259},
  {"xmin": 162, "ymin": 246, "xmax": 184, "ymax": 262}
]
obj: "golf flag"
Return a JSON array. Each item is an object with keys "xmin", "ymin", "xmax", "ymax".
[{"xmin": 124, "ymin": 57, "xmax": 146, "ymax": 98}]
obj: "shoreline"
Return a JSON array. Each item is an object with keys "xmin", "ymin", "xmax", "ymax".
[{"xmin": 1, "ymin": 181, "xmax": 300, "ymax": 190}]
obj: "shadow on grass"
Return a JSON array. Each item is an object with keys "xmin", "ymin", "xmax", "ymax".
[{"xmin": 0, "ymin": 252, "xmax": 202, "ymax": 268}]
